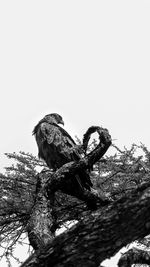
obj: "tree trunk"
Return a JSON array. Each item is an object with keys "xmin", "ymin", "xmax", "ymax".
[
  {"xmin": 26, "ymin": 173, "xmax": 56, "ymax": 250},
  {"xmin": 21, "ymin": 179, "xmax": 150, "ymax": 267}
]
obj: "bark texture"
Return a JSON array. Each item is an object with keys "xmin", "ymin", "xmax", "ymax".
[
  {"xmin": 20, "ymin": 127, "xmax": 150, "ymax": 266},
  {"xmin": 118, "ymin": 247, "xmax": 150, "ymax": 267},
  {"xmin": 26, "ymin": 173, "xmax": 56, "ymax": 250},
  {"xmin": 25, "ymin": 126, "xmax": 112, "ymax": 252},
  {"xmin": 21, "ymin": 180, "xmax": 150, "ymax": 267}
]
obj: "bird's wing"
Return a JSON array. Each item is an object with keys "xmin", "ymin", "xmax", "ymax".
[
  {"xmin": 57, "ymin": 125, "xmax": 82, "ymax": 159},
  {"xmin": 40, "ymin": 122, "xmax": 58, "ymax": 144},
  {"xmin": 40, "ymin": 122, "xmax": 81, "ymax": 160},
  {"xmin": 34, "ymin": 122, "xmax": 92, "ymax": 190}
]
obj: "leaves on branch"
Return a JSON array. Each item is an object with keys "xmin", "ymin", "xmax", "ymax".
[{"xmin": 1, "ymin": 131, "xmax": 150, "ymax": 266}]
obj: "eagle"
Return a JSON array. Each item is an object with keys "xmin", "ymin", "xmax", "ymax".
[{"xmin": 32, "ymin": 113, "xmax": 93, "ymax": 190}]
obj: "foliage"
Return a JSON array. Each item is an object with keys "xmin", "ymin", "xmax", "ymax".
[
  {"xmin": 0, "ymin": 152, "xmax": 46, "ymax": 265},
  {"xmin": 1, "ymin": 142, "xmax": 150, "ymax": 266}
]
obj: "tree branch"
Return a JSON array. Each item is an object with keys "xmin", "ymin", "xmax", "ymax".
[
  {"xmin": 118, "ymin": 247, "xmax": 150, "ymax": 267},
  {"xmin": 26, "ymin": 173, "xmax": 56, "ymax": 250},
  {"xmin": 25, "ymin": 127, "xmax": 112, "ymax": 250},
  {"xmin": 46, "ymin": 127, "xmax": 112, "ymax": 205},
  {"xmin": 21, "ymin": 179, "xmax": 150, "ymax": 267}
]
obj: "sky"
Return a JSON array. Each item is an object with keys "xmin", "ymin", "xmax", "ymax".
[
  {"xmin": 0, "ymin": 0, "xmax": 150, "ymax": 266},
  {"xmin": 1, "ymin": 0, "xmax": 150, "ymax": 173}
]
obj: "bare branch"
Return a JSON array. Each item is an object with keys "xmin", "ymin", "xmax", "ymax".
[{"xmin": 118, "ymin": 247, "xmax": 150, "ymax": 267}]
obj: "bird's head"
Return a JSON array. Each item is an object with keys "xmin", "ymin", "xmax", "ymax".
[{"xmin": 44, "ymin": 113, "xmax": 64, "ymax": 126}]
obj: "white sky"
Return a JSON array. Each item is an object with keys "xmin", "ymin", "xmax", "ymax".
[
  {"xmin": 1, "ymin": 0, "xmax": 150, "ymax": 172},
  {"xmin": 0, "ymin": 1, "xmax": 150, "ymax": 265}
]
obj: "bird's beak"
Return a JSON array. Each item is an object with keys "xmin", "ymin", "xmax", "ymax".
[{"xmin": 60, "ymin": 120, "xmax": 64, "ymax": 126}]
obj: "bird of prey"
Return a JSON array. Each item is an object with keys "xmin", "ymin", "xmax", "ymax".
[{"xmin": 32, "ymin": 113, "xmax": 93, "ymax": 190}]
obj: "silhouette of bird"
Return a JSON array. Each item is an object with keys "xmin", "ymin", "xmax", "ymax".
[{"xmin": 33, "ymin": 113, "xmax": 93, "ymax": 190}]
